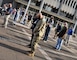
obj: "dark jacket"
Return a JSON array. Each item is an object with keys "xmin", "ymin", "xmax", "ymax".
[
  {"xmin": 57, "ymin": 26, "xmax": 67, "ymax": 38},
  {"xmin": 56, "ymin": 24, "xmax": 61, "ymax": 32},
  {"xmin": 31, "ymin": 17, "xmax": 39, "ymax": 31}
]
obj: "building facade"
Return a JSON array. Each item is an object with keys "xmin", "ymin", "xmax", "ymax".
[{"xmin": 13, "ymin": 0, "xmax": 77, "ymax": 33}]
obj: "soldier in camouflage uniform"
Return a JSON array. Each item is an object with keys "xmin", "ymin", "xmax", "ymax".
[{"xmin": 28, "ymin": 13, "xmax": 46, "ymax": 57}]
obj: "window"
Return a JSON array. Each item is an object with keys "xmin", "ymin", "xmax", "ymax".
[
  {"xmin": 65, "ymin": 0, "xmax": 68, "ymax": 4},
  {"xmin": 60, "ymin": 0, "xmax": 62, "ymax": 3},
  {"xmin": 68, "ymin": 0, "xmax": 71, "ymax": 6},
  {"xmin": 73, "ymin": 2, "xmax": 76, "ymax": 8},
  {"xmin": 75, "ymin": 5, "xmax": 77, "ymax": 9},
  {"xmin": 57, "ymin": 0, "xmax": 62, "ymax": 2},
  {"xmin": 70, "ymin": 0, "xmax": 73, "ymax": 7}
]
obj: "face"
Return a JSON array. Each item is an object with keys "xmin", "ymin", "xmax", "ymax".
[
  {"xmin": 64, "ymin": 23, "xmax": 66, "ymax": 27},
  {"xmin": 50, "ymin": 16, "xmax": 54, "ymax": 20},
  {"xmin": 9, "ymin": 3, "xmax": 12, "ymax": 7}
]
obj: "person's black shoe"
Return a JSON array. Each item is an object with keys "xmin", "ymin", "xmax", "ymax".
[{"xmin": 27, "ymin": 44, "xmax": 31, "ymax": 48}]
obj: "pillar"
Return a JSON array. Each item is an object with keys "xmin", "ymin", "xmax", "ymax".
[
  {"xmin": 73, "ymin": 21, "xmax": 77, "ymax": 33},
  {"xmin": 74, "ymin": 3, "xmax": 77, "ymax": 9},
  {"xmin": 57, "ymin": 0, "xmax": 64, "ymax": 15},
  {"xmin": 20, "ymin": 0, "xmax": 31, "ymax": 23},
  {"xmin": 67, "ymin": 0, "xmax": 70, "ymax": 5},
  {"xmin": 72, "ymin": 1, "xmax": 75, "ymax": 8},
  {"xmin": 69, "ymin": 0, "xmax": 73, "ymax": 6},
  {"xmin": 39, "ymin": 0, "xmax": 45, "ymax": 13},
  {"xmin": 73, "ymin": 10, "xmax": 77, "ymax": 21}
]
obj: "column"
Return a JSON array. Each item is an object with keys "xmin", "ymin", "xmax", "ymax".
[
  {"xmin": 66, "ymin": 0, "xmax": 70, "ymax": 13},
  {"xmin": 20, "ymin": 0, "xmax": 31, "ymax": 23},
  {"xmin": 67, "ymin": 0, "xmax": 70, "ymax": 5},
  {"xmin": 69, "ymin": 0, "xmax": 72, "ymax": 6},
  {"xmin": 12, "ymin": 0, "xmax": 17, "ymax": 8},
  {"xmin": 57, "ymin": 0, "xmax": 64, "ymax": 15},
  {"xmin": 72, "ymin": 2, "xmax": 77, "ymax": 19},
  {"xmin": 73, "ymin": 10, "xmax": 77, "ymax": 21},
  {"xmin": 39, "ymin": 0, "xmax": 45, "ymax": 13},
  {"xmin": 64, "ymin": 0, "xmax": 67, "ymax": 4},
  {"xmin": 72, "ymin": 1, "xmax": 75, "ymax": 8},
  {"xmin": 73, "ymin": 21, "xmax": 77, "ymax": 33},
  {"xmin": 74, "ymin": 3, "xmax": 77, "ymax": 9}
]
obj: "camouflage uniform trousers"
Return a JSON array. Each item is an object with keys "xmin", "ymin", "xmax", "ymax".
[{"xmin": 31, "ymin": 33, "xmax": 41, "ymax": 53}]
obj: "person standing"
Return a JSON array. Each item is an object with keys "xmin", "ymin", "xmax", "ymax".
[
  {"xmin": 65, "ymin": 26, "xmax": 73, "ymax": 45},
  {"xmin": 26, "ymin": 12, "xmax": 32, "ymax": 27},
  {"xmin": 27, "ymin": 13, "xmax": 41, "ymax": 48},
  {"xmin": 55, "ymin": 23, "xmax": 67, "ymax": 51},
  {"xmin": 14, "ymin": 8, "xmax": 21, "ymax": 22},
  {"xmin": 3, "ymin": 3, "xmax": 13, "ymax": 26},
  {"xmin": 28, "ymin": 13, "xmax": 46, "ymax": 57},
  {"xmin": 43, "ymin": 16, "xmax": 54, "ymax": 42},
  {"xmin": 27, "ymin": 12, "xmax": 32, "ymax": 23},
  {"xmin": 11, "ymin": 8, "xmax": 17, "ymax": 20},
  {"xmin": 53, "ymin": 21, "xmax": 61, "ymax": 39},
  {"xmin": 1, "ymin": 4, "xmax": 8, "ymax": 16}
]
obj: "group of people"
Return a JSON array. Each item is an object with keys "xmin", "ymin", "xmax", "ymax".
[
  {"xmin": 0, "ymin": 3, "xmax": 13, "ymax": 26},
  {"xmin": 0, "ymin": 3, "xmax": 32, "ymax": 27},
  {"xmin": 27, "ymin": 13, "xmax": 73, "ymax": 57},
  {"xmin": 54, "ymin": 21, "xmax": 73, "ymax": 51},
  {"xmin": 0, "ymin": 3, "xmax": 73, "ymax": 57}
]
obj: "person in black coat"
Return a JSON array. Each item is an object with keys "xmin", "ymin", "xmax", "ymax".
[
  {"xmin": 53, "ymin": 22, "xmax": 61, "ymax": 39},
  {"xmin": 55, "ymin": 22, "xmax": 67, "ymax": 51}
]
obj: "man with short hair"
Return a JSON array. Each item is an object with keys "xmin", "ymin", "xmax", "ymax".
[
  {"xmin": 28, "ymin": 13, "xmax": 46, "ymax": 57},
  {"xmin": 43, "ymin": 16, "xmax": 54, "ymax": 42},
  {"xmin": 56, "ymin": 22, "xmax": 67, "ymax": 50},
  {"xmin": 3, "ymin": 3, "xmax": 13, "ymax": 27}
]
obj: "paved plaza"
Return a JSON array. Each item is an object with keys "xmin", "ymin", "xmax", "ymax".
[{"xmin": 0, "ymin": 16, "xmax": 77, "ymax": 60}]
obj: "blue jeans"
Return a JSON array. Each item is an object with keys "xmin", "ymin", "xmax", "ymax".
[
  {"xmin": 20, "ymin": 19, "xmax": 26, "ymax": 25},
  {"xmin": 43, "ymin": 26, "xmax": 51, "ymax": 41},
  {"xmin": 56, "ymin": 37, "xmax": 63, "ymax": 50}
]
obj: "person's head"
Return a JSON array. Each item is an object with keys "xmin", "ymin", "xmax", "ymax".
[
  {"xmin": 64, "ymin": 22, "xmax": 68, "ymax": 28},
  {"xmin": 63, "ymin": 22, "xmax": 67, "ymax": 27},
  {"xmin": 39, "ymin": 13, "xmax": 43, "ymax": 19},
  {"xmin": 50, "ymin": 16, "xmax": 54, "ymax": 20},
  {"xmin": 36, "ymin": 13, "xmax": 43, "ymax": 19},
  {"xmin": 26, "ymin": 13, "xmax": 28, "ymax": 16},
  {"xmin": 9, "ymin": 3, "xmax": 12, "ymax": 8},
  {"xmin": 4, "ymin": 3, "xmax": 8, "ymax": 7},
  {"xmin": 57, "ymin": 21, "xmax": 61, "ymax": 25},
  {"xmin": 4, "ymin": 4, "xmax": 6, "ymax": 7},
  {"xmin": 70, "ymin": 26, "xmax": 73, "ymax": 29}
]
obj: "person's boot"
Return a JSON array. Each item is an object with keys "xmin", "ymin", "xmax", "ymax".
[
  {"xmin": 27, "ymin": 44, "xmax": 31, "ymax": 48},
  {"xmin": 28, "ymin": 51, "xmax": 35, "ymax": 57}
]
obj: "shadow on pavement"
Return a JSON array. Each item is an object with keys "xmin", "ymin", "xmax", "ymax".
[{"xmin": 0, "ymin": 42, "xmax": 28, "ymax": 55}]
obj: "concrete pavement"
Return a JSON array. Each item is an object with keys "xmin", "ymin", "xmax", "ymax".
[{"xmin": 0, "ymin": 16, "xmax": 77, "ymax": 60}]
